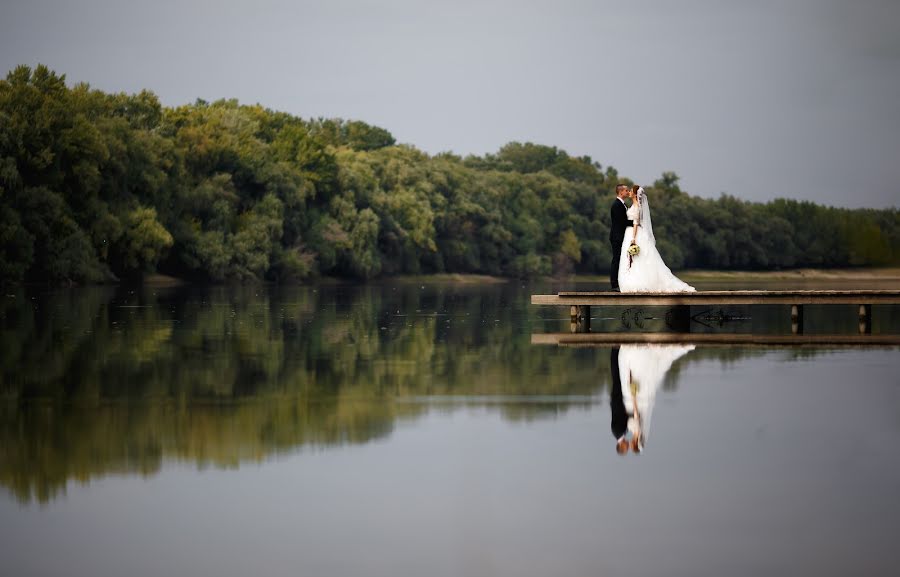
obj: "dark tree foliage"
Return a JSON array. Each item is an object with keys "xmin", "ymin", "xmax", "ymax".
[{"xmin": 1, "ymin": 65, "xmax": 897, "ymax": 284}]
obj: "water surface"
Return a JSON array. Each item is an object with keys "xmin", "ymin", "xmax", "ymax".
[{"xmin": 1, "ymin": 281, "xmax": 898, "ymax": 576}]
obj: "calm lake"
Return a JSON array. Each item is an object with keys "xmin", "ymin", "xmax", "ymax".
[{"xmin": 2, "ymin": 279, "xmax": 899, "ymax": 577}]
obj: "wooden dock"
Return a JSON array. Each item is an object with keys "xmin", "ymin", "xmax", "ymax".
[
  {"xmin": 532, "ymin": 290, "xmax": 900, "ymax": 306},
  {"xmin": 531, "ymin": 332, "xmax": 900, "ymax": 348},
  {"xmin": 530, "ymin": 290, "xmax": 900, "ymax": 333}
]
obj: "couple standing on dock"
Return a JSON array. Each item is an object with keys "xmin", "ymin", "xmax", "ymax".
[{"xmin": 609, "ymin": 184, "xmax": 695, "ymax": 293}]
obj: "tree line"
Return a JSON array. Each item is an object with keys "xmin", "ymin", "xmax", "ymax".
[{"xmin": 1, "ymin": 64, "xmax": 897, "ymax": 284}]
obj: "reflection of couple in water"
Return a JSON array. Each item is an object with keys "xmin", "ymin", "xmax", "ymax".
[{"xmin": 610, "ymin": 344, "xmax": 695, "ymax": 455}]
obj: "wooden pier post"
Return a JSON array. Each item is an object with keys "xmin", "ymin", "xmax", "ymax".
[
  {"xmin": 791, "ymin": 304, "xmax": 804, "ymax": 335},
  {"xmin": 859, "ymin": 304, "xmax": 872, "ymax": 334},
  {"xmin": 665, "ymin": 305, "xmax": 691, "ymax": 332},
  {"xmin": 570, "ymin": 305, "xmax": 590, "ymax": 333}
]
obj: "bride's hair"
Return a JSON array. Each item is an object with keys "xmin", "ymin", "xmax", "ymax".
[{"xmin": 632, "ymin": 185, "xmax": 641, "ymax": 196}]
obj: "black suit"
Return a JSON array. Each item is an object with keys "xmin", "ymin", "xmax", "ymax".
[
  {"xmin": 610, "ymin": 347, "xmax": 627, "ymax": 440},
  {"xmin": 609, "ymin": 198, "xmax": 633, "ymax": 290}
]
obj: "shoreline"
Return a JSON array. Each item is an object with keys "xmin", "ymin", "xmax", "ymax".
[
  {"xmin": 7, "ymin": 268, "xmax": 900, "ymax": 289},
  {"xmin": 679, "ymin": 268, "xmax": 900, "ymax": 281},
  {"xmin": 555, "ymin": 268, "xmax": 900, "ymax": 284}
]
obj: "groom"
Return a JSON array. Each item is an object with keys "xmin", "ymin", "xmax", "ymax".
[{"xmin": 609, "ymin": 183, "xmax": 634, "ymax": 291}]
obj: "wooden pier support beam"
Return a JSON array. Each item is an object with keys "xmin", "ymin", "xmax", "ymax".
[
  {"xmin": 859, "ymin": 304, "xmax": 872, "ymax": 334},
  {"xmin": 570, "ymin": 305, "xmax": 591, "ymax": 333},
  {"xmin": 791, "ymin": 304, "xmax": 804, "ymax": 335}
]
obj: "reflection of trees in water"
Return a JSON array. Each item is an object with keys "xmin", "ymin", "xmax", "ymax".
[
  {"xmin": 0, "ymin": 398, "xmax": 411, "ymax": 503},
  {"xmin": 0, "ymin": 284, "xmax": 610, "ymax": 503},
  {"xmin": 1, "ymin": 285, "xmax": 855, "ymax": 502}
]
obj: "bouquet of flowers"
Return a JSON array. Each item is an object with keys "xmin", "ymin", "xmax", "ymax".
[{"xmin": 627, "ymin": 241, "xmax": 640, "ymax": 270}]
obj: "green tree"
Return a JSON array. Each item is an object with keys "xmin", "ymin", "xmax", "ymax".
[{"xmin": 120, "ymin": 207, "xmax": 174, "ymax": 272}]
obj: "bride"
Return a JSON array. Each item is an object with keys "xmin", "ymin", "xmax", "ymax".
[{"xmin": 618, "ymin": 186, "xmax": 695, "ymax": 293}]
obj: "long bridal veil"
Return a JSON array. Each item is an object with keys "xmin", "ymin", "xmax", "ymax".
[{"xmin": 636, "ymin": 187, "xmax": 655, "ymax": 246}]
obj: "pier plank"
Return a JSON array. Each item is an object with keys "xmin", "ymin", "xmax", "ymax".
[
  {"xmin": 532, "ymin": 290, "xmax": 900, "ymax": 306},
  {"xmin": 531, "ymin": 332, "xmax": 900, "ymax": 347}
]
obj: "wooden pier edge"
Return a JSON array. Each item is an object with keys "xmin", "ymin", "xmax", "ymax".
[
  {"xmin": 532, "ymin": 290, "xmax": 900, "ymax": 307},
  {"xmin": 531, "ymin": 332, "xmax": 900, "ymax": 348}
]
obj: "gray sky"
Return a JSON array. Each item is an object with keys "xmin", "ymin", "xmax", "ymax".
[{"xmin": 2, "ymin": 0, "xmax": 899, "ymax": 207}]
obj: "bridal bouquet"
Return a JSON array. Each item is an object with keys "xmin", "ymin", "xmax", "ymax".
[{"xmin": 626, "ymin": 242, "xmax": 640, "ymax": 270}]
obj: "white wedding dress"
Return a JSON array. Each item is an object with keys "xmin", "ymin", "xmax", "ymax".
[
  {"xmin": 618, "ymin": 344, "xmax": 695, "ymax": 451},
  {"xmin": 617, "ymin": 189, "xmax": 695, "ymax": 292}
]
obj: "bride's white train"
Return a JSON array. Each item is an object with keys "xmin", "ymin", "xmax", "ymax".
[{"xmin": 618, "ymin": 187, "xmax": 695, "ymax": 293}]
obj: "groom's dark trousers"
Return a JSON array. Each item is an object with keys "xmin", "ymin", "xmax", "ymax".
[{"xmin": 609, "ymin": 198, "xmax": 633, "ymax": 291}]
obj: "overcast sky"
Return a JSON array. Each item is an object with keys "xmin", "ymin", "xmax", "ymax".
[{"xmin": 2, "ymin": 0, "xmax": 899, "ymax": 207}]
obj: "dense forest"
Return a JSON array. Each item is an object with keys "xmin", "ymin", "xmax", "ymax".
[{"xmin": 1, "ymin": 64, "xmax": 898, "ymax": 284}]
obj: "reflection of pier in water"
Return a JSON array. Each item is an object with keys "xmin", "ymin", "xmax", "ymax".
[{"xmin": 531, "ymin": 290, "xmax": 900, "ymax": 334}]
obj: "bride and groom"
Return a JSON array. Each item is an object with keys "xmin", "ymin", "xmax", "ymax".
[{"xmin": 609, "ymin": 184, "xmax": 695, "ymax": 293}]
